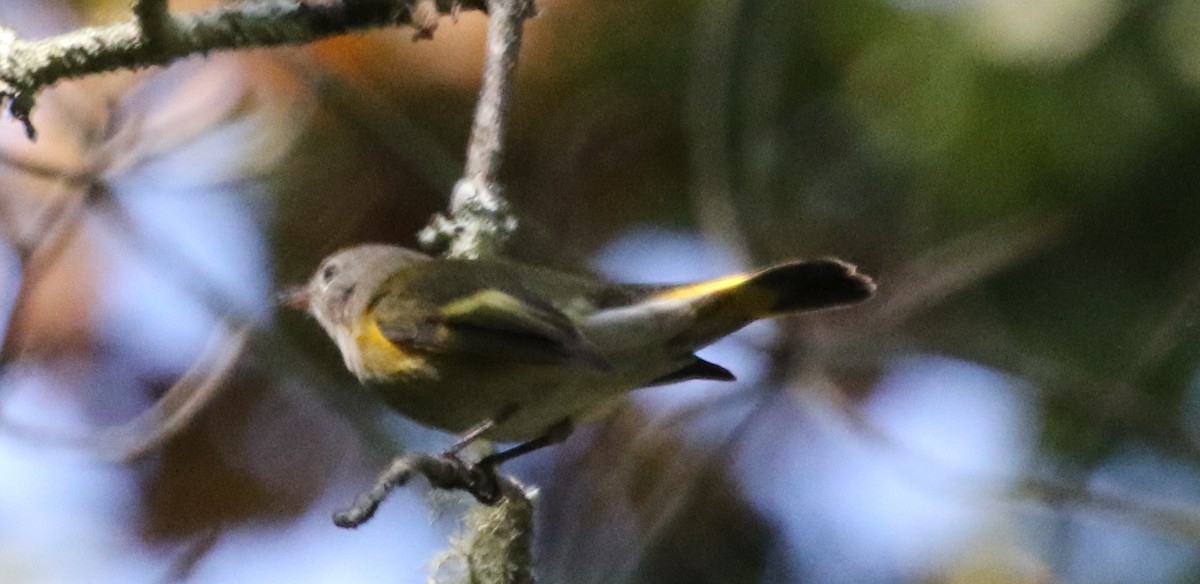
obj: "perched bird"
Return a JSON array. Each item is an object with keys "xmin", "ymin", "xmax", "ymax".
[{"xmin": 284, "ymin": 244, "xmax": 874, "ymax": 468}]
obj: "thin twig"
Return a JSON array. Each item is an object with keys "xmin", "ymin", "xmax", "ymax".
[
  {"xmin": 815, "ymin": 373, "xmax": 1200, "ymax": 542},
  {"xmin": 0, "ymin": 0, "xmax": 485, "ymax": 138},
  {"xmin": 418, "ymin": 0, "xmax": 532, "ymax": 259},
  {"xmin": 1129, "ymin": 245, "xmax": 1200, "ymax": 376},
  {"xmin": 0, "ymin": 147, "xmax": 94, "ymax": 184},
  {"xmin": 863, "ymin": 213, "xmax": 1064, "ymax": 335},
  {"xmin": 0, "ymin": 115, "xmax": 255, "ymax": 456},
  {"xmin": 334, "ymin": 453, "xmax": 530, "ymax": 527},
  {"xmin": 463, "ymin": 0, "xmax": 533, "ymax": 187},
  {"xmin": 0, "ymin": 170, "xmax": 250, "ymax": 461},
  {"xmin": 616, "ymin": 390, "xmax": 776, "ymax": 582},
  {"xmin": 0, "ymin": 319, "xmax": 249, "ymax": 461},
  {"xmin": 0, "ymin": 185, "xmax": 89, "ymax": 369},
  {"xmin": 279, "ymin": 53, "xmax": 461, "ymax": 193},
  {"xmin": 98, "ymin": 320, "xmax": 249, "ymax": 461},
  {"xmin": 685, "ymin": 0, "xmax": 751, "ymax": 264}
]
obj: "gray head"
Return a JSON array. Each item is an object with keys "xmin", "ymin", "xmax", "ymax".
[{"xmin": 283, "ymin": 244, "xmax": 430, "ymax": 342}]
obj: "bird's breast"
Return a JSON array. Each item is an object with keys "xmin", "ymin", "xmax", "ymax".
[{"xmin": 347, "ymin": 317, "xmax": 433, "ymax": 382}]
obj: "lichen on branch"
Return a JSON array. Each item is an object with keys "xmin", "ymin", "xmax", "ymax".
[
  {"xmin": 419, "ymin": 0, "xmax": 533, "ymax": 259},
  {"xmin": 0, "ymin": 0, "xmax": 484, "ymax": 139}
]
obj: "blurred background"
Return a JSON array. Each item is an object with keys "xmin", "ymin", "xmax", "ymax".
[{"xmin": 1, "ymin": 0, "xmax": 1199, "ymax": 582}]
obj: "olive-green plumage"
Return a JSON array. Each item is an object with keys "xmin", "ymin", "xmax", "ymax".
[{"xmin": 288, "ymin": 244, "xmax": 873, "ymax": 444}]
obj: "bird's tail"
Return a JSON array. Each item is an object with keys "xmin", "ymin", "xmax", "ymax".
[
  {"xmin": 745, "ymin": 259, "xmax": 876, "ymax": 316},
  {"xmin": 654, "ymin": 259, "xmax": 875, "ymax": 349}
]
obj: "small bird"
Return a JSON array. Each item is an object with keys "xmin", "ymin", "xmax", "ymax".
[{"xmin": 284, "ymin": 244, "xmax": 874, "ymax": 469}]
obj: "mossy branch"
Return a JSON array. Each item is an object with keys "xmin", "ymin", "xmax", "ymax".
[
  {"xmin": 0, "ymin": 0, "xmax": 484, "ymax": 138},
  {"xmin": 437, "ymin": 491, "xmax": 535, "ymax": 584}
]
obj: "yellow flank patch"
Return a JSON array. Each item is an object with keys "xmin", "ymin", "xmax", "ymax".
[
  {"xmin": 654, "ymin": 273, "xmax": 752, "ymax": 302},
  {"xmin": 355, "ymin": 315, "xmax": 428, "ymax": 378}
]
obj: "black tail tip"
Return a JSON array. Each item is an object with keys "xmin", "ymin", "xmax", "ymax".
[
  {"xmin": 758, "ymin": 258, "xmax": 876, "ymax": 314},
  {"xmin": 822, "ymin": 258, "xmax": 877, "ymax": 301}
]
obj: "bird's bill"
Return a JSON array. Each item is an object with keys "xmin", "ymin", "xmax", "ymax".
[{"xmin": 277, "ymin": 285, "xmax": 311, "ymax": 312}]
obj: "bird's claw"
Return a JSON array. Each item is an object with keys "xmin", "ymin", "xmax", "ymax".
[{"xmin": 438, "ymin": 452, "xmax": 502, "ymax": 505}]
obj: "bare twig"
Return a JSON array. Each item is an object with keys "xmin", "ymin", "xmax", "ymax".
[
  {"xmin": 0, "ymin": 92, "xmax": 262, "ymax": 459},
  {"xmin": 419, "ymin": 0, "xmax": 532, "ymax": 259},
  {"xmin": 98, "ymin": 320, "xmax": 249, "ymax": 461},
  {"xmin": 0, "ymin": 133, "xmax": 252, "ymax": 462},
  {"xmin": 339, "ymin": 453, "xmax": 536, "ymax": 584},
  {"xmin": 0, "ymin": 185, "xmax": 89, "ymax": 369},
  {"xmin": 0, "ymin": 0, "xmax": 485, "ymax": 138},
  {"xmin": 0, "ymin": 148, "xmax": 250, "ymax": 460},
  {"xmin": 0, "ymin": 92, "xmax": 256, "ymax": 457},
  {"xmin": 0, "ymin": 145, "xmax": 96, "ymax": 185},
  {"xmin": 334, "ymin": 454, "xmax": 530, "ymax": 527},
  {"xmin": 280, "ymin": 54, "xmax": 461, "ymax": 193},
  {"xmin": 814, "ymin": 373, "xmax": 1200, "ymax": 542},
  {"xmin": 1129, "ymin": 247, "xmax": 1200, "ymax": 376},
  {"xmin": 864, "ymin": 214, "xmax": 1064, "ymax": 334},
  {"xmin": 0, "ymin": 319, "xmax": 249, "ymax": 461},
  {"xmin": 1007, "ymin": 475, "xmax": 1200, "ymax": 541},
  {"xmin": 462, "ymin": 0, "xmax": 533, "ymax": 187},
  {"xmin": 617, "ymin": 390, "xmax": 776, "ymax": 581},
  {"xmin": 685, "ymin": 0, "xmax": 751, "ymax": 264}
]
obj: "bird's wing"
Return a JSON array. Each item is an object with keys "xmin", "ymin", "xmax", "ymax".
[{"xmin": 371, "ymin": 264, "xmax": 611, "ymax": 370}]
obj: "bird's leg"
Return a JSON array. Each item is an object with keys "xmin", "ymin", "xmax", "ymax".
[
  {"xmin": 481, "ymin": 418, "xmax": 575, "ymax": 468},
  {"xmin": 443, "ymin": 403, "xmax": 519, "ymax": 458},
  {"xmin": 461, "ymin": 418, "xmax": 574, "ymax": 505},
  {"xmin": 445, "ymin": 418, "xmax": 496, "ymax": 457}
]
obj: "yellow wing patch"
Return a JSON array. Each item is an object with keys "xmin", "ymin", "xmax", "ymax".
[
  {"xmin": 355, "ymin": 315, "xmax": 431, "ymax": 378},
  {"xmin": 653, "ymin": 274, "xmax": 752, "ymax": 302}
]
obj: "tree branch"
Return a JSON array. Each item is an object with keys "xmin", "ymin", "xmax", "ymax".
[
  {"xmin": 0, "ymin": 185, "xmax": 90, "ymax": 370},
  {"xmin": 0, "ymin": 0, "xmax": 485, "ymax": 139},
  {"xmin": 132, "ymin": 0, "xmax": 170, "ymax": 47},
  {"xmin": 419, "ymin": 0, "xmax": 533, "ymax": 259},
  {"xmin": 335, "ymin": 453, "xmax": 535, "ymax": 583},
  {"xmin": 334, "ymin": 454, "xmax": 530, "ymax": 527},
  {"xmin": 444, "ymin": 489, "xmax": 536, "ymax": 584},
  {"xmin": 463, "ymin": 0, "xmax": 531, "ymax": 186}
]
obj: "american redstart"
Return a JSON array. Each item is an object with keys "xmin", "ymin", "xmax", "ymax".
[{"xmin": 283, "ymin": 244, "xmax": 874, "ymax": 467}]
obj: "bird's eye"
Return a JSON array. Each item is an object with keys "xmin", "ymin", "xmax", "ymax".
[{"xmin": 321, "ymin": 264, "xmax": 339, "ymax": 283}]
